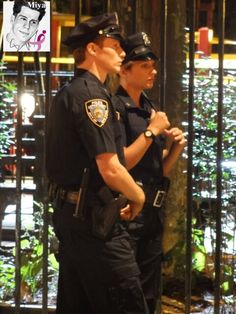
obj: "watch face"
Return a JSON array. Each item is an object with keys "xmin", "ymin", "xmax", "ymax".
[{"xmin": 144, "ymin": 130, "xmax": 153, "ymax": 138}]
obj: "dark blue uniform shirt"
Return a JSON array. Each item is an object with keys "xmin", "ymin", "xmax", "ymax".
[
  {"xmin": 46, "ymin": 69, "xmax": 125, "ymax": 191},
  {"xmin": 113, "ymin": 86, "xmax": 165, "ymax": 185}
]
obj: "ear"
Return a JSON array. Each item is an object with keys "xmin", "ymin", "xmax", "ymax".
[
  {"xmin": 120, "ymin": 66, "xmax": 127, "ymax": 76},
  {"xmin": 10, "ymin": 15, "xmax": 15, "ymax": 24},
  {"xmin": 86, "ymin": 42, "xmax": 97, "ymax": 56}
]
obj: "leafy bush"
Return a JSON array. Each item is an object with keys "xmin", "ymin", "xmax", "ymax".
[
  {"xmin": 0, "ymin": 62, "xmax": 16, "ymax": 157},
  {"xmin": 0, "ymin": 202, "xmax": 58, "ymax": 303},
  {"xmin": 192, "ymin": 74, "xmax": 236, "ymax": 201},
  {"xmin": 184, "ymin": 72, "xmax": 236, "ymax": 294}
]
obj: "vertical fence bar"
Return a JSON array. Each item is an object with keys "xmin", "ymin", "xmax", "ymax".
[
  {"xmin": 185, "ymin": 0, "xmax": 196, "ymax": 313},
  {"xmin": 74, "ymin": 0, "xmax": 82, "ymax": 74},
  {"xmin": 15, "ymin": 52, "xmax": 23, "ymax": 314},
  {"xmin": 131, "ymin": 0, "xmax": 137, "ymax": 34},
  {"xmin": 42, "ymin": 53, "xmax": 51, "ymax": 314},
  {"xmin": 34, "ymin": 51, "xmax": 45, "ymax": 112},
  {"xmin": 159, "ymin": 0, "xmax": 167, "ymax": 111},
  {"xmin": 214, "ymin": 0, "xmax": 225, "ymax": 313},
  {"xmin": 105, "ymin": 0, "xmax": 111, "ymax": 12},
  {"xmin": 75, "ymin": 0, "xmax": 82, "ymax": 25},
  {"xmin": 42, "ymin": 2, "xmax": 52, "ymax": 313},
  {"xmin": 155, "ymin": 3, "xmax": 167, "ymax": 313}
]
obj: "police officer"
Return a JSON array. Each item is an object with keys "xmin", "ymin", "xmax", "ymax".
[
  {"xmin": 46, "ymin": 14, "xmax": 149, "ymax": 314},
  {"xmin": 113, "ymin": 32, "xmax": 186, "ymax": 314}
]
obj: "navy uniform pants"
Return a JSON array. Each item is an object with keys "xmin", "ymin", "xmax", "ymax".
[
  {"xmin": 52, "ymin": 201, "xmax": 149, "ymax": 314},
  {"xmin": 125, "ymin": 203, "xmax": 164, "ymax": 314}
]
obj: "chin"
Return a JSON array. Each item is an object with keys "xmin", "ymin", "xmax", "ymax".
[
  {"xmin": 111, "ymin": 66, "xmax": 121, "ymax": 74},
  {"xmin": 146, "ymin": 83, "xmax": 154, "ymax": 89}
]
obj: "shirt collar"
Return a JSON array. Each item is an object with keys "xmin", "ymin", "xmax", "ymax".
[{"xmin": 116, "ymin": 85, "xmax": 150, "ymax": 110}]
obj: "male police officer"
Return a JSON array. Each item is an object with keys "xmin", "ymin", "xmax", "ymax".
[
  {"xmin": 113, "ymin": 32, "xmax": 186, "ymax": 313},
  {"xmin": 46, "ymin": 13, "xmax": 149, "ymax": 314}
]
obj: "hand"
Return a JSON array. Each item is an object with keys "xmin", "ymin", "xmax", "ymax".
[
  {"xmin": 120, "ymin": 204, "xmax": 132, "ymax": 220},
  {"xmin": 120, "ymin": 195, "xmax": 145, "ymax": 221},
  {"xmin": 128, "ymin": 199, "xmax": 144, "ymax": 220},
  {"xmin": 148, "ymin": 110, "xmax": 170, "ymax": 136},
  {"xmin": 164, "ymin": 127, "xmax": 187, "ymax": 148}
]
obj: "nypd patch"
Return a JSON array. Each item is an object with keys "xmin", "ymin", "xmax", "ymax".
[{"xmin": 85, "ymin": 99, "xmax": 109, "ymax": 127}]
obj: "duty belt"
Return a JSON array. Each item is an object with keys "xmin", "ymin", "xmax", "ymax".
[
  {"xmin": 136, "ymin": 178, "xmax": 170, "ymax": 208},
  {"xmin": 62, "ymin": 191, "xmax": 81, "ymax": 204},
  {"xmin": 48, "ymin": 183, "xmax": 82, "ymax": 205}
]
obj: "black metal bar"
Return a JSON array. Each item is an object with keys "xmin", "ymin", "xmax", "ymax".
[
  {"xmin": 42, "ymin": 2, "xmax": 52, "ymax": 313},
  {"xmin": 105, "ymin": 0, "xmax": 111, "ymax": 12},
  {"xmin": 185, "ymin": 0, "xmax": 196, "ymax": 313},
  {"xmin": 159, "ymin": 0, "xmax": 167, "ymax": 111},
  {"xmin": 42, "ymin": 54, "xmax": 50, "ymax": 314},
  {"xmin": 155, "ymin": 4, "xmax": 167, "ymax": 313},
  {"xmin": 0, "ymin": 19, "xmax": 3, "ymax": 60},
  {"xmin": 214, "ymin": 0, "xmax": 225, "ymax": 313},
  {"xmin": 75, "ymin": 0, "xmax": 82, "ymax": 25},
  {"xmin": 131, "ymin": 0, "xmax": 137, "ymax": 34},
  {"xmin": 15, "ymin": 52, "xmax": 23, "ymax": 314},
  {"xmin": 74, "ymin": 0, "xmax": 82, "ymax": 75},
  {"xmin": 33, "ymin": 51, "xmax": 45, "ymax": 114}
]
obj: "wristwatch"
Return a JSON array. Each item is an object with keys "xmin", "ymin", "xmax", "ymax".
[{"xmin": 144, "ymin": 129, "xmax": 156, "ymax": 140}]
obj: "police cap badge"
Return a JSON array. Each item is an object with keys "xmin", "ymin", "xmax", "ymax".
[{"xmin": 121, "ymin": 32, "xmax": 158, "ymax": 64}]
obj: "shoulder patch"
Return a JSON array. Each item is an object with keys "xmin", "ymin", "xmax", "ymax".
[{"xmin": 85, "ymin": 99, "xmax": 109, "ymax": 127}]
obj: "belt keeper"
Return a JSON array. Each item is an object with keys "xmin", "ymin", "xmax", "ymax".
[{"xmin": 153, "ymin": 190, "xmax": 166, "ymax": 208}]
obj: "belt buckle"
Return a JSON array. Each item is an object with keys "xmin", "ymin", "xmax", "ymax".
[{"xmin": 153, "ymin": 190, "xmax": 166, "ymax": 208}]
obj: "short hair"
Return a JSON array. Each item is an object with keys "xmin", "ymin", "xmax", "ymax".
[
  {"xmin": 73, "ymin": 36, "xmax": 106, "ymax": 65},
  {"xmin": 73, "ymin": 47, "xmax": 86, "ymax": 65},
  {"xmin": 13, "ymin": 0, "xmax": 46, "ymax": 22}
]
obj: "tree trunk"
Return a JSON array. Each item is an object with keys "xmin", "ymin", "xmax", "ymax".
[{"xmin": 162, "ymin": 0, "xmax": 187, "ymax": 280}]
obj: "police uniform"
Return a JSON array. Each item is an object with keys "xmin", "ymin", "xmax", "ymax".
[
  {"xmin": 113, "ymin": 32, "xmax": 170, "ymax": 314},
  {"xmin": 46, "ymin": 14, "xmax": 148, "ymax": 314}
]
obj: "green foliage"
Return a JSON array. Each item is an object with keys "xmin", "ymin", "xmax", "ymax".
[
  {"xmin": 0, "ymin": 257, "xmax": 15, "ymax": 301},
  {"xmin": 184, "ymin": 73, "xmax": 236, "ymax": 294},
  {"xmin": 191, "ymin": 75, "xmax": 236, "ymax": 199},
  {"xmin": 0, "ymin": 62, "xmax": 16, "ymax": 157},
  {"xmin": 0, "ymin": 202, "xmax": 58, "ymax": 302},
  {"xmin": 192, "ymin": 219, "xmax": 206, "ymax": 272}
]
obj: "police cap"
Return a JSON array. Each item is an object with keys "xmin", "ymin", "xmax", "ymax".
[
  {"xmin": 63, "ymin": 12, "xmax": 123, "ymax": 50},
  {"xmin": 122, "ymin": 32, "xmax": 158, "ymax": 64}
]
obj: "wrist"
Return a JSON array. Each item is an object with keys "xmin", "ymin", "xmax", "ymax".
[
  {"xmin": 133, "ymin": 186, "xmax": 145, "ymax": 205},
  {"xmin": 144, "ymin": 129, "xmax": 156, "ymax": 140}
]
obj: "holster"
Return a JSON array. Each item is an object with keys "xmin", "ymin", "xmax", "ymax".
[{"xmin": 91, "ymin": 186, "xmax": 128, "ymax": 240}]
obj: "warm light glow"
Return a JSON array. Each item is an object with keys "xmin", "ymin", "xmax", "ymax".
[
  {"xmin": 21, "ymin": 93, "xmax": 36, "ymax": 118},
  {"xmin": 208, "ymin": 29, "xmax": 213, "ymax": 42}
]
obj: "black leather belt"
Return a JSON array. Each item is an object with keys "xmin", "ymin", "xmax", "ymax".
[
  {"xmin": 48, "ymin": 183, "xmax": 80, "ymax": 205},
  {"xmin": 63, "ymin": 191, "xmax": 80, "ymax": 204}
]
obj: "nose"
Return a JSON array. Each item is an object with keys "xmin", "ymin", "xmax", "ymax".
[
  {"xmin": 23, "ymin": 19, "xmax": 30, "ymax": 30},
  {"xmin": 120, "ymin": 48, "xmax": 126, "ymax": 60},
  {"xmin": 152, "ymin": 68, "xmax": 157, "ymax": 75}
]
